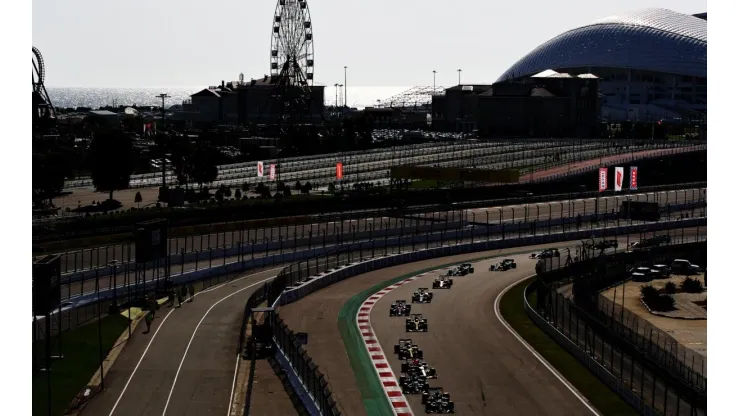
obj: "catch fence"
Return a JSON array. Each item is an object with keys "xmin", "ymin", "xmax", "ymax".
[{"xmin": 530, "ymin": 237, "xmax": 707, "ymax": 416}]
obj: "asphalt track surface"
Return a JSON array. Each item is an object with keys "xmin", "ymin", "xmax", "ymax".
[
  {"xmin": 80, "ymin": 267, "xmax": 298, "ymax": 416},
  {"xmin": 277, "ymin": 230, "xmax": 700, "ymax": 416},
  {"xmin": 51, "ymin": 187, "xmax": 706, "ymax": 274}
]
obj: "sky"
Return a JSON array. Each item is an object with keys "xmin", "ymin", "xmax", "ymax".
[{"xmin": 32, "ymin": 0, "xmax": 706, "ymax": 88}]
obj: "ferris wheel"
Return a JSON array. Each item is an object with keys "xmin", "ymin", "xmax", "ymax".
[{"xmin": 270, "ymin": 0, "xmax": 314, "ymax": 87}]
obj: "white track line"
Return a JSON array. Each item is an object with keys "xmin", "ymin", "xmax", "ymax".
[
  {"xmin": 108, "ymin": 308, "xmax": 176, "ymax": 416},
  {"xmin": 108, "ymin": 267, "xmax": 281, "ymax": 416},
  {"xmin": 161, "ymin": 275, "xmax": 276, "ymax": 416},
  {"xmin": 227, "ymin": 355, "xmax": 240, "ymax": 416},
  {"xmin": 494, "ymin": 276, "xmax": 600, "ymax": 416}
]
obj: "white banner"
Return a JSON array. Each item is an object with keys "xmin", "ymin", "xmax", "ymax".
[
  {"xmin": 257, "ymin": 161, "xmax": 264, "ymax": 177},
  {"xmin": 598, "ymin": 168, "xmax": 608, "ymax": 192},
  {"xmin": 269, "ymin": 164, "xmax": 276, "ymax": 181},
  {"xmin": 614, "ymin": 167, "xmax": 624, "ymax": 192}
]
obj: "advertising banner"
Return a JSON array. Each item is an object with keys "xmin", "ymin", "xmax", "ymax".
[
  {"xmin": 336, "ymin": 162, "xmax": 343, "ymax": 180},
  {"xmin": 257, "ymin": 161, "xmax": 264, "ymax": 178},
  {"xmin": 269, "ymin": 164, "xmax": 276, "ymax": 181},
  {"xmin": 614, "ymin": 167, "xmax": 624, "ymax": 192},
  {"xmin": 598, "ymin": 168, "xmax": 608, "ymax": 192},
  {"xmin": 630, "ymin": 166, "xmax": 638, "ymax": 190}
]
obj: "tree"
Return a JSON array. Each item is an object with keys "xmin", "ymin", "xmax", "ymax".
[
  {"xmin": 134, "ymin": 191, "xmax": 143, "ymax": 208},
  {"xmin": 235, "ymin": 188, "xmax": 243, "ymax": 200},
  {"xmin": 241, "ymin": 182, "xmax": 250, "ymax": 193},
  {"xmin": 32, "ymin": 151, "xmax": 69, "ymax": 208},
  {"xmin": 190, "ymin": 144, "xmax": 219, "ymax": 191},
  {"xmin": 171, "ymin": 137, "xmax": 196, "ymax": 190},
  {"xmin": 294, "ymin": 180, "xmax": 302, "ymax": 191},
  {"xmin": 89, "ymin": 129, "xmax": 134, "ymax": 201},
  {"xmin": 255, "ymin": 183, "xmax": 271, "ymax": 198},
  {"xmin": 328, "ymin": 182, "xmax": 336, "ymax": 195}
]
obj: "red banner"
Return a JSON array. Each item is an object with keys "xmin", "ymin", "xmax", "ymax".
[
  {"xmin": 269, "ymin": 164, "xmax": 276, "ymax": 181},
  {"xmin": 630, "ymin": 166, "xmax": 638, "ymax": 190},
  {"xmin": 336, "ymin": 162, "xmax": 343, "ymax": 180},
  {"xmin": 598, "ymin": 168, "xmax": 608, "ymax": 192}
]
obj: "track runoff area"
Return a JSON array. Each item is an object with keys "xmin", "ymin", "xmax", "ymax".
[{"xmin": 278, "ymin": 228, "xmax": 705, "ymax": 416}]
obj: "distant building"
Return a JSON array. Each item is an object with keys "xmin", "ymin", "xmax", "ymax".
[
  {"xmin": 174, "ymin": 76, "xmax": 325, "ymax": 125},
  {"xmin": 431, "ymin": 75, "xmax": 600, "ymax": 138},
  {"xmin": 496, "ymin": 8, "xmax": 706, "ymax": 123},
  {"xmin": 87, "ymin": 110, "xmax": 121, "ymax": 126}
]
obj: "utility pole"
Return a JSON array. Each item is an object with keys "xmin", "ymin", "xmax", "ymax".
[
  {"xmin": 344, "ymin": 66, "xmax": 348, "ymax": 107},
  {"xmin": 433, "ymin": 70, "xmax": 437, "ymax": 95},
  {"xmin": 155, "ymin": 93, "xmax": 170, "ymax": 190},
  {"xmin": 334, "ymin": 84, "xmax": 339, "ymax": 108}
]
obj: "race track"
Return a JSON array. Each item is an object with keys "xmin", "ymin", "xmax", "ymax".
[
  {"xmin": 278, "ymin": 230, "xmax": 700, "ymax": 415},
  {"xmin": 80, "ymin": 267, "xmax": 298, "ymax": 416}
]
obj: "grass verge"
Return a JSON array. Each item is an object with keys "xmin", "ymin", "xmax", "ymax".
[
  {"xmin": 499, "ymin": 278, "xmax": 637, "ymax": 416},
  {"xmin": 32, "ymin": 314, "xmax": 131, "ymax": 416}
]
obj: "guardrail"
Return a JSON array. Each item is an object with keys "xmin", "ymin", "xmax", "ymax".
[
  {"xmin": 523, "ymin": 284, "xmax": 661, "ymax": 416},
  {"xmin": 248, "ymin": 218, "xmax": 705, "ymax": 415},
  {"xmin": 59, "ymin": 196, "xmax": 706, "ymax": 281},
  {"xmin": 526, "ymin": 241, "xmax": 707, "ymax": 415}
]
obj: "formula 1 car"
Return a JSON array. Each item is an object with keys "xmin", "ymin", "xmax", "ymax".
[
  {"xmin": 399, "ymin": 373, "xmax": 430, "ymax": 395},
  {"xmin": 530, "ymin": 248, "xmax": 560, "ymax": 259},
  {"xmin": 406, "ymin": 314, "xmax": 429, "ymax": 332},
  {"xmin": 490, "ymin": 258, "xmax": 517, "ymax": 271},
  {"xmin": 389, "ymin": 300, "xmax": 412, "ymax": 317},
  {"xmin": 422, "ymin": 388, "xmax": 455, "ymax": 413},
  {"xmin": 394, "ymin": 339, "xmax": 424, "ymax": 359},
  {"xmin": 432, "ymin": 275, "xmax": 453, "ymax": 289},
  {"xmin": 411, "ymin": 288, "xmax": 434, "ymax": 303},
  {"xmin": 401, "ymin": 358, "xmax": 438, "ymax": 378},
  {"xmin": 447, "ymin": 263, "xmax": 474, "ymax": 276}
]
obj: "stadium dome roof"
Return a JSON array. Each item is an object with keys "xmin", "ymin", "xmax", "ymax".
[{"xmin": 496, "ymin": 8, "xmax": 707, "ymax": 82}]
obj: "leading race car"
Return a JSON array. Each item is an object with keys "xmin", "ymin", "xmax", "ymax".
[
  {"xmin": 412, "ymin": 288, "xmax": 434, "ymax": 303},
  {"xmin": 406, "ymin": 314, "xmax": 429, "ymax": 332},
  {"xmin": 530, "ymin": 248, "xmax": 560, "ymax": 259},
  {"xmin": 447, "ymin": 263, "xmax": 474, "ymax": 276},
  {"xmin": 432, "ymin": 275, "xmax": 453, "ymax": 289},
  {"xmin": 389, "ymin": 300, "xmax": 412, "ymax": 317},
  {"xmin": 401, "ymin": 358, "xmax": 438, "ymax": 379},
  {"xmin": 490, "ymin": 258, "xmax": 517, "ymax": 271},
  {"xmin": 422, "ymin": 388, "xmax": 455, "ymax": 413},
  {"xmin": 399, "ymin": 373, "xmax": 430, "ymax": 395},
  {"xmin": 394, "ymin": 339, "xmax": 424, "ymax": 359}
]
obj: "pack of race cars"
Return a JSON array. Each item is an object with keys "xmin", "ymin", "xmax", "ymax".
[{"xmin": 385, "ymin": 265, "xmax": 466, "ymax": 413}]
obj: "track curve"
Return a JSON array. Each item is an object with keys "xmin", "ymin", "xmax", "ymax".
[
  {"xmin": 279, "ymin": 230, "xmax": 703, "ymax": 415},
  {"xmin": 368, "ymin": 252, "xmax": 596, "ymax": 415}
]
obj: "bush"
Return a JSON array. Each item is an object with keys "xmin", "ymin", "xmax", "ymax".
[
  {"xmin": 641, "ymin": 284, "xmax": 675, "ymax": 311},
  {"xmin": 681, "ymin": 277, "xmax": 704, "ymax": 293},
  {"xmin": 640, "ymin": 285, "xmax": 660, "ymax": 302},
  {"xmin": 663, "ymin": 281, "xmax": 677, "ymax": 294}
]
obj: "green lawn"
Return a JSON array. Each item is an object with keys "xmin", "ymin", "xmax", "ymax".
[
  {"xmin": 33, "ymin": 314, "xmax": 131, "ymax": 416},
  {"xmin": 499, "ymin": 279, "xmax": 638, "ymax": 416}
]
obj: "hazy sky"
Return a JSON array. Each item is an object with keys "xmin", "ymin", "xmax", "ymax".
[{"xmin": 33, "ymin": 0, "xmax": 706, "ymax": 88}]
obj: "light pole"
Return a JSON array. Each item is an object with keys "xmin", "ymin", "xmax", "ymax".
[
  {"xmin": 433, "ymin": 70, "xmax": 437, "ymax": 95},
  {"xmin": 344, "ymin": 66, "xmax": 348, "ymax": 107},
  {"xmin": 338, "ymin": 84, "xmax": 344, "ymax": 111},
  {"xmin": 155, "ymin": 93, "xmax": 170, "ymax": 190},
  {"xmin": 457, "ymin": 69, "xmax": 462, "ymax": 85},
  {"xmin": 334, "ymin": 83, "xmax": 339, "ymax": 108}
]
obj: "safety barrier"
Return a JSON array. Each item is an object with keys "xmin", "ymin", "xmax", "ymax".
[
  {"xmin": 258, "ymin": 217, "xmax": 705, "ymax": 415},
  {"xmin": 523, "ymin": 284, "xmax": 661, "ymax": 416},
  {"xmin": 62, "ymin": 197, "xmax": 704, "ymax": 283}
]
